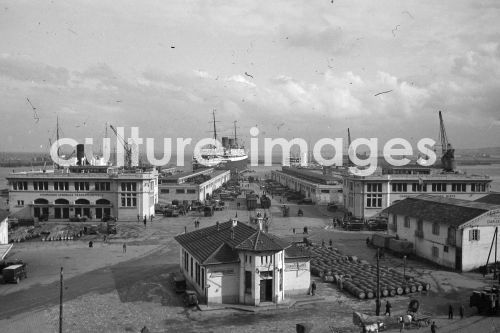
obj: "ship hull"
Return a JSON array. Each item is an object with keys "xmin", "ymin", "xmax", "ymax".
[{"xmin": 193, "ymin": 156, "xmax": 248, "ymax": 174}]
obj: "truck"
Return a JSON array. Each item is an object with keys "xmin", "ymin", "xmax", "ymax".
[{"xmin": 2, "ymin": 263, "xmax": 28, "ymax": 284}]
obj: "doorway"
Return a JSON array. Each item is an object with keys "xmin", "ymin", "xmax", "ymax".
[
  {"xmin": 455, "ymin": 247, "xmax": 462, "ymax": 271},
  {"xmin": 259, "ymin": 279, "xmax": 273, "ymax": 302},
  {"xmin": 55, "ymin": 208, "xmax": 61, "ymax": 219}
]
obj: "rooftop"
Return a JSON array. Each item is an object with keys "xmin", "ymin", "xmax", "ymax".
[
  {"xmin": 474, "ymin": 193, "xmax": 500, "ymax": 205},
  {"xmin": 160, "ymin": 168, "xmax": 228, "ymax": 185},
  {"xmin": 277, "ymin": 167, "xmax": 342, "ymax": 185},
  {"xmin": 175, "ymin": 220, "xmax": 305, "ymax": 265},
  {"xmin": 7, "ymin": 167, "xmax": 157, "ymax": 179},
  {"xmin": 383, "ymin": 194, "xmax": 500, "ymax": 227}
]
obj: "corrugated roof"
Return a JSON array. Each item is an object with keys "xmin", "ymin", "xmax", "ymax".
[
  {"xmin": 475, "ymin": 193, "xmax": 500, "ymax": 205},
  {"xmin": 383, "ymin": 194, "xmax": 500, "ymax": 227},
  {"xmin": 175, "ymin": 220, "xmax": 290, "ymax": 265},
  {"xmin": 285, "ymin": 244, "xmax": 314, "ymax": 259},
  {"xmin": 0, "ymin": 209, "xmax": 9, "ymax": 222}
]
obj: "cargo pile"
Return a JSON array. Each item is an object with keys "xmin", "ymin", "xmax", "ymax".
[{"xmin": 310, "ymin": 247, "xmax": 430, "ymax": 300}]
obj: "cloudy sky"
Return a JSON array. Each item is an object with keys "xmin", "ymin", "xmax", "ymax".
[{"xmin": 0, "ymin": 0, "xmax": 499, "ymax": 154}]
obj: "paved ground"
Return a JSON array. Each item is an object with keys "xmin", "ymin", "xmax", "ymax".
[{"xmin": 1, "ymin": 170, "xmax": 500, "ymax": 332}]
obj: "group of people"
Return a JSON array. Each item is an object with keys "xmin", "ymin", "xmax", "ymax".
[{"xmin": 137, "ymin": 214, "xmax": 154, "ymax": 227}]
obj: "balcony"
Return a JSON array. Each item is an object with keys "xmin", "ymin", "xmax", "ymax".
[{"xmin": 415, "ymin": 230, "xmax": 424, "ymax": 238}]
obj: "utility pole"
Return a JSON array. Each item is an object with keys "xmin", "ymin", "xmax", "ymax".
[
  {"xmin": 495, "ymin": 228, "xmax": 498, "ymax": 280},
  {"xmin": 59, "ymin": 267, "xmax": 63, "ymax": 333},
  {"xmin": 376, "ymin": 248, "xmax": 381, "ymax": 316},
  {"xmin": 403, "ymin": 255, "xmax": 407, "ymax": 285}
]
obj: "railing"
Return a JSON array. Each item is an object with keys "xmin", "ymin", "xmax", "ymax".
[{"xmin": 415, "ymin": 230, "xmax": 424, "ymax": 238}]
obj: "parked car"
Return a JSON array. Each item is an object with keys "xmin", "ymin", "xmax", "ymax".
[
  {"xmin": 367, "ymin": 218, "xmax": 388, "ymax": 231},
  {"xmin": 183, "ymin": 290, "xmax": 199, "ymax": 307},
  {"xmin": 172, "ymin": 272, "xmax": 187, "ymax": 293},
  {"xmin": 343, "ymin": 218, "xmax": 365, "ymax": 231},
  {"xmin": 101, "ymin": 215, "xmax": 117, "ymax": 222},
  {"xmin": 70, "ymin": 216, "xmax": 87, "ymax": 222},
  {"xmin": 2, "ymin": 263, "xmax": 27, "ymax": 284},
  {"xmin": 298, "ymin": 198, "xmax": 314, "ymax": 205},
  {"xmin": 0, "ymin": 259, "xmax": 24, "ymax": 272}
]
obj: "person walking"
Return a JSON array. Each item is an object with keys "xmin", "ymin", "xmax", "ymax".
[
  {"xmin": 448, "ymin": 304, "xmax": 454, "ymax": 319},
  {"xmin": 137, "ymin": 214, "xmax": 140, "ymax": 222},
  {"xmin": 150, "ymin": 214, "xmax": 153, "ymax": 222},
  {"xmin": 123, "ymin": 243, "xmax": 127, "ymax": 253},
  {"xmin": 459, "ymin": 304, "xmax": 464, "ymax": 319},
  {"xmin": 430, "ymin": 321, "xmax": 437, "ymax": 333},
  {"xmin": 311, "ymin": 281, "xmax": 317, "ymax": 296},
  {"xmin": 385, "ymin": 300, "xmax": 392, "ymax": 316}
]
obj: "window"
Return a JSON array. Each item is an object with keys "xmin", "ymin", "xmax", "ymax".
[
  {"xmin": 261, "ymin": 256, "xmax": 263, "ymax": 265},
  {"xmin": 470, "ymin": 229, "xmax": 480, "ymax": 241},
  {"xmin": 17, "ymin": 200, "xmax": 24, "ymax": 206},
  {"xmin": 190, "ymin": 258, "xmax": 193, "ymax": 278},
  {"xmin": 121, "ymin": 182, "xmax": 137, "ymax": 192},
  {"xmin": 54, "ymin": 182, "xmax": 69, "ymax": 191},
  {"xmin": 120, "ymin": 193, "xmax": 137, "ymax": 207},
  {"xmin": 95, "ymin": 182, "xmax": 110, "ymax": 191},
  {"xmin": 451, "ymin": 183, "xmax": 466, "ymax": 192},
  {"xmin": 366, "ymin": 194, "xmax": 382, "ymax": 208},
  {"xmin": 471, "ymin": 183, "xmax": 486, "ymax": 192},
  {"xmin": 432, "ymin": 246, "xmax": 439, "ymax": 257},
  {"xmin": 184, "ymin": 250, "xmax": 189, "ymax": 270},
  {"xmin": 404, "ymin": 216, "xmax": 410, "ymax": 228},
  {"xmin": 367, "ymin": 183, "xmax": 382, "ymax": 192},
  {"xmin": 245, "ymin": 271, "xmax": 252, "ymax": 294},
  {"xmin": 432, "ymin": 223, "xmax": 440, "ymax": 235},
  {"xmin": 176, "ymin": 189, "xmax": 185, "ymax": 194},
  {"xmin": 201, "ymin": 268, "xmax": 205, "ymax": 289},
  {"xmin": 195, "ymin": 263, "xmax": 200, "ymax": 285},
  {"xmin": 187, "ymin": 189, "xmax": 196, "ymax": 194},
  {"xmin": 392, "ymin": 183, "xmax": 407, "ymax": 192},
  {"xmin": 249, "ymin": 256, "xmax": 252, "ymax": 264},
  {"xmin": 160, "ymin": 189, "xmax": 169, "ymax": 193},
  {"xmin": 321, "ymin": 189, "xmax": 329, "ymax": 193},
  {"xmin": 412, "ymin": 183, "xmax": 427, "ymax": 192},
  {"xmin": 417, "ymin": 219, "xmax": 423, "ymax": 232},
  {"xmin": 431, "ymin": 183, "xmax": 447, "ymax": 192},
  {"xmin": 34, "ymin": 181, "xmax": 48, "ymax": 191},
  {"xmin": 74, "ymin": 182, "xmax": 90, "ymax": 191},
  {"xmin": 12, "ymin": 181, "xmax": 28, "ymax": 190},
  {"xmin": 444, "ymin": 246, "xmax": 449, "ymax": 253}
]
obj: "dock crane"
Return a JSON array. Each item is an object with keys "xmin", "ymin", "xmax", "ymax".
[
  {"xmin": 109, "ymin": 124, "xmax": 132, "ymax": 168},
  {"xmin": 347, "ymin": 128, "xmax": 354, "ymax": 166},
  {"xmin": 438, "ymin": 111, "xmax": 456, "ymax": 172}
]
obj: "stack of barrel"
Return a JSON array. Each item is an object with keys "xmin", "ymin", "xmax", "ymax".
[{"xmin": 310, "ymin": 247, "xmax": 430, "ymax": 300}]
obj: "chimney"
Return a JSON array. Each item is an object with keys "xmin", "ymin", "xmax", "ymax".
[
  {"xmin": 257, "ymin": 216, "xmax": 263, "ymax": 231},
  {"xmin": 232, "ymin": 218, "xmax": 237, "ymax": 228},
  {"xmin": 216, "ymin": 221, "xmax": 220, "ymax": 231}
]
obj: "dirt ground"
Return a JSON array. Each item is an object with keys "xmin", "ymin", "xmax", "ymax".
[{"xmin": 1, "ymin": 168, "xmax": 500, "ymax": 332}]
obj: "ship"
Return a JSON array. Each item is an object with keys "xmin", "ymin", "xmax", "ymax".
[{"xmin": 192, "ymin": 111, "xmax": 248, "ymax": 174}]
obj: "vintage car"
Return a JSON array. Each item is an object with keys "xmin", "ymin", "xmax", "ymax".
[{"xmin": 2, "ymin": 263, "xmax": 28, "ymax": 284}]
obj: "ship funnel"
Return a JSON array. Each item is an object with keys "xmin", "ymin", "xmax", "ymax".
[
  {"xmin": 222, "ymin": 137, "xmax": 229, "ymax": 148},
  {"xmin": 76, "ymin": 144, "xmax": 85, "ymax": 166},
  {"xmin": 228, "ymin": 138, "xmax": 235, "ymax": 147}
]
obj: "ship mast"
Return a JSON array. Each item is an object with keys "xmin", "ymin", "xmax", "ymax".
[
  {"xmin": 212, "ymin": 109, "xmax": 217, "ymax": 143},
  {"xmin": 233, "ymin": 120, "xmax": 238, "ymax": 146}
]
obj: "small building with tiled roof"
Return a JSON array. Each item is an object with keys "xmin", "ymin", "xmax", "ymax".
[
  {"xmin": 475, "ymin": 192, "xmax": 500, "ymax": 205},
  {"xmin": 174, "ymin": 217, "xmax": 312, "ymax": 305},
  {"xmin": 383, "ymin": 194, "xmax": 500, "ymax": 271}
]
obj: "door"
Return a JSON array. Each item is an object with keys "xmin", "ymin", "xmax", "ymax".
[
  {"xmin": 260, "ymin": 279, "xmax": 266, "ymax": 301},
  {"xmin": 104, "ymin": 208, "xmax": 111, "ymax": 216},
  {"xmin": 42, "ymin": 207, "xmax": 49, "ymax": 216},
  {"xmin": 95, "ymin": 208, "xmax": 103, "ymax": 219},
  {"xmin": 83, "ymin": 208, "xmax": 90, "ymax": 218},
  {"xmin": 265, "ymin": 279, "xmax": 273, "ymax": 301},
  {"xmin": 75, "ymin": 207, "xmax": 82, "ymax": 217},
  {"xmin": 34, "ymin": 207, "xmax": 40, "ymax": 218},
  {"xmin": 455, "ymin": 247, "xmax": 462, "ymax": 271},
  {"xmin": 54, "ymin": 208, "xmax": 61, "ymax": 219}
]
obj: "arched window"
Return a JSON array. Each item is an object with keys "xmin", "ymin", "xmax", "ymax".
[
  {"xmin": 96, "ymin": 199, "xmax": 111, "ymax": 205},
  {"xmin": 55, "ymin": 198, "xmax": 69, "ymax": 205},
  {"xmin": 34, "ymin": 198, "xmax": 49, "ymax": 205},
  {"xmin": 75, "ymin": 198, "xmax": 90, "ymax": 205}
]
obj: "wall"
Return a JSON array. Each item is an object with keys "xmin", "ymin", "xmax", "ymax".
[
  {"xmin": 0, "ymin": 217, "xmax": 8, "ymax": 245},
  {"xmin": 461, "ymin": 225, "xmax": 497, "ymax": 271},
  {"xmin": 283, "ymin": 259, "xmax": 310, "ymax": 296},
  {"xmin": 206, "ymin": 263, "xmax": 240, "ymax": 304}
]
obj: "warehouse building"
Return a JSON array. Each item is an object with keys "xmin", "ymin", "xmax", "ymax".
[
  {"xmin": 270, "ymin": 167, "xmax": 343, "ymax": 205},
  {"xmin": 7, "ymin": 166, "xmax": 158, "ymax": 222},
  {"xmin": 174, "ymin": 218, "xmax": 312, "ymax": 305},
  {"xmin": 343, "ymin": 165, "xmax": 492, "ymax": 219},
  {"xmin": 384, "ymin": 194, "xmax": 500, "ymax": 271},
  {"xmin": 158, "ymin": 168, "xmax": 230, "ymax": 205}
]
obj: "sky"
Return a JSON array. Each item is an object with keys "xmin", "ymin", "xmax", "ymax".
[{"xmin": 0, "ymin": 0, "xmax": 499, "ymax": 154}]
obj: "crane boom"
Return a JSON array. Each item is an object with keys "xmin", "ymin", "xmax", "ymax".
[
  {"xmin": 438, "ymin": 111, "xmax": 455, "ymax": 172},
  {"xmin": 109, "ymin": 124, "xmax": 132, "ymax": 167}
]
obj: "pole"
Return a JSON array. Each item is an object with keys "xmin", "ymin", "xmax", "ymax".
[
  {"xmin": 376, "ymin": 248, "xmax": 380, "ymax": 316},
  {"xmin": 403, "ymin": 255, "xmax": 407, "ymax": 286},
  {"xmin": 495, "ymin": 228, "xmax": 498, "ymax": 279},
  {"xmin": 59, "ymin": 267, "xmax": 63, "ymax": 333}
]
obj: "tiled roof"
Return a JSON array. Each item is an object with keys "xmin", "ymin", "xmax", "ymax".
[
  {"xmin": 475, "ymin": 193, "xmax": 500, "ymax": 205},
  {"xmin": 285, "ymin": 244, "xmax": 314, "ymax": 259},
  {"xmin": 235, "ymin": 230, "xmax": 289, "ymax": 252},
  {"xmin": 0, "ymin": 209, "xmax": 9, "ymax": 222},
  {"xmin": 175, "ymin": 220, "xmax": 290, "ymax": 265},
  {"xmin": 383, "ymin": 194, "xmax": 500, "ymax": 227}
]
